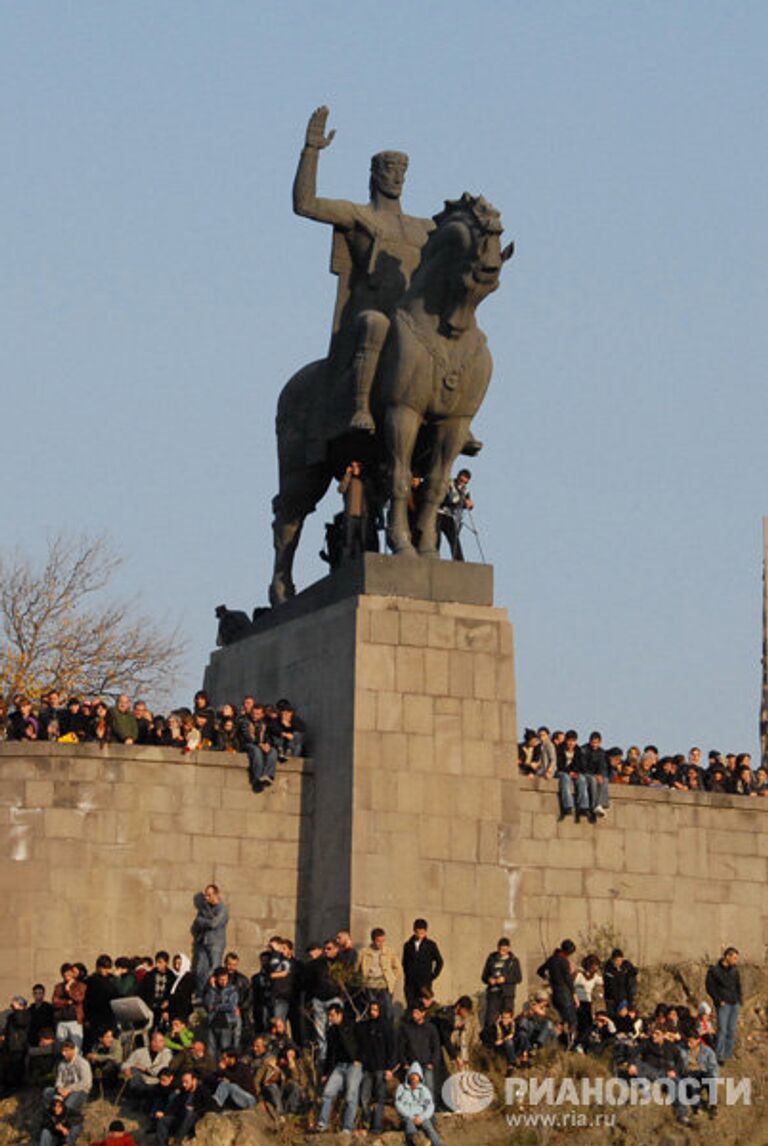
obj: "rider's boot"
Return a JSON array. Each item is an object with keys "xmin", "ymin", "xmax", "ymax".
[{"xmin": 348, "ymin": 346, "xmax": 377, "ymax": 433}]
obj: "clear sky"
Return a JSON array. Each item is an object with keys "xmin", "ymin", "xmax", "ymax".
[{"xmin": 2, "ymin": 2, "xmax": 767, "ymax": 756}]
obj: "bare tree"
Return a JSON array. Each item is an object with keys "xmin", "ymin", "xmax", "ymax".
[{"xmin": 0, "ymin": 534, "xmax": 184, "ymax": 701}]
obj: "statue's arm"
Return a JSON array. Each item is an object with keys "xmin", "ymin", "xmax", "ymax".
[{"xmin": 292, "ymin": 106, "xmax": 357, "ymax": 230}]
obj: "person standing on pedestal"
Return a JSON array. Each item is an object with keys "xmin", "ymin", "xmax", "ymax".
[
  {"xmin": 402, "ymin": 920, "xmax": 444, "ymax": 1011},
  {"xmin": 191, "ymin": 885, "xmax": 229, "ymax": 995},
  {"xmin": 338, "ymin": 461, "xmax": 370, "ymax": 561}
]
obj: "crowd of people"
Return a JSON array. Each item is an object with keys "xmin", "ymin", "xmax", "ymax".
[
  {"xmin": 518, "ymin": 726, "xmax": 766, "ymax": 822},
  {"xmin": 0, "ymin": 690, "xmax": 306, "ymax": 793},
  {"xmin": 523, "ymin": 941, "xmax": 743, "ymax": 1125},
  {"xmin": 0, "ymin": 883, "xmax": 746, "ymax": 1141}
]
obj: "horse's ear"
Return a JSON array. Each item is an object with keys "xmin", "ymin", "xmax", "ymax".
[{"xmin": 501, "ymin": 241, "xmax": 515, "ymax": 263}]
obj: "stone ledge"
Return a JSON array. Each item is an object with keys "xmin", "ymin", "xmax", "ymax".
[
  {"xmin": 0, "ymin": 742, "xmax": 313, "ymax": 776},
  {"xmin": 247, "ymin": 553, "xmax": 493, "ymax": 635},
  {"xmin": 519, "ymin": 775, "xmax": 768, "ymax": 812}
]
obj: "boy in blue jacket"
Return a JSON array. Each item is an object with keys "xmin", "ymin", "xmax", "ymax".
[{"xmin": 394, "ymin": 1061, "xmax": 443, "ymax": 1146}]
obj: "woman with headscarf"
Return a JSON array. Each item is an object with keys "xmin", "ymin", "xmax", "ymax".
[{"xmin": 169, "ymin": 954, "xmax": 195, "ymax": 1023}]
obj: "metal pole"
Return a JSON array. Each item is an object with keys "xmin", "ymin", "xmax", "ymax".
[{"xmin": 762, "ymin": 519, "xmax": 768, "ymax": 769}]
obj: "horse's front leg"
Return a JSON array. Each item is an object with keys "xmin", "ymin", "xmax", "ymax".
[
  {"xmin": 384, "ymin": 403, "xmax": 422, "ymax": 554},
  {"xmin": 416, "ymin": 417, "xmax": 472, "ymax": 557},
  {"xmin": 269, "ymin": 465, "xmax": 332, "ymax": 606}
]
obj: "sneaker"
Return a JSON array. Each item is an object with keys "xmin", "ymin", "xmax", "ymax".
[
  {"xmin": 588, "ymin": 811, "xmax": 597, "ymax": 824},
  {"xmin": 557, "ymin": 809, "xmax": 573, "ymax": 822},
  {"xmin": 574, "ymin": 810, "xmax": 582, "ymax": 824},
  {"xmin": 595, "ymin": 806, "xmax": 607, "ymax": 817},
  {"xmin": 262, "ymin": 775, "xmax": 274, "ymax": 786}
]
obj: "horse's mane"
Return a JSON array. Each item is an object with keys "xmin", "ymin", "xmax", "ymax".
[{"xmin": 432, "ymin": 192, "xmax": 503, "ymax": 236}]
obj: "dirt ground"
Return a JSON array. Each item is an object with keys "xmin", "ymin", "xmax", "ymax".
[{"xmin": 1, "ymin": 960, "xmax": 765, "ymax": 1146}]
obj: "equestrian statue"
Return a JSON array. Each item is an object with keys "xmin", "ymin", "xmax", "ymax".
[{"xmin": 269, "ymin": 106, "xmax": 514, "ymax": 606}]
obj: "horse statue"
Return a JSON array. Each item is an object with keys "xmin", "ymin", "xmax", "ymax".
[{"xmin": 269, "ymin": 192, "xmax": 513, "ymax": 606}]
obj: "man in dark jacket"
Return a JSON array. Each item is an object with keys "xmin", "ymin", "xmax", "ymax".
[
  {"xmin": 313, "ymin": 1004, "xmax": 362, "ymax": 1135},
  {"xmin": 212, "ymin": 1049, "xmax": 257, "ymax": 1109},
  {"xmin": 397, "ymin": 1005, "xmax": 441, "ymax": 1098},
  {"xmin": 139, "ymin": 952, "xmax": 176, "ymax": 1031},
  {"xmin": 358, "ymin": 999, "xmax": 396, "ymax": 1134},
  {"xmin": 83, "ymin": 956, "xmax": 118, "ymax": 1051},
  {"xmin": 481, "ymin": 938, "xmax": 522, "ymax": 1034},
  {"xmin": 537, "ymin": 940, "xmax": 578, "ymax": 1041},
  {"xmin": 402, "ymin": 919, "xmax": 444, "ymax": 1009},
  {"xmin": 706, "ymin": 946, "xmax": 742, "ymax": 1063},
  {"xmin": 555, "ymin": 731, "xmax": 591, "ymax": 822},
  {"xmin": 602, "ymin": 949, "xmax": 638, "ymax": 1019},
  {"xmin": 582, "ymin": 730, "xmax": 610, "ymax": 817},
  {"xmin": 156, "ymin": 1069, "xmax": 208, "ymax": 1146},
  {"xmin": 304, "ymin": 940, "xmax": 343, "ymax": 1060},
  {"xmin": 626, "ymin": 1027, "xmax": 688, "ymax": 1122}
]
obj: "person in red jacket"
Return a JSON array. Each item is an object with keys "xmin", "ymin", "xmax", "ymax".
[{"xmin": 90, "ymin": 1119, "xmax": 137, "ymax": 1146}]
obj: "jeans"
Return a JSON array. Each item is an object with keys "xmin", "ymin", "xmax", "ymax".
[
  {"xmin": 40, "ymin": 1129, "xmax": 77, "ymax": 1146},
  {"xmin": 157, "ymin": 1108, "xmax": 199, "ymax": 1146},
  {"xmin": 193, "ymin": 943, "xmax": 225, "ymax": 994},
  {"xmin": 556, "ymin": 771, "xmax": 588, "ymax": 813},
  {"xmin": 272, "ymin": 997, "xmax": 290, "ymax": 1022},
  {"xmin": 43, "ymin": 1088, "xmax": 88, "ymax": 1117},
  {"xmin": 318, "ymin": 1062, "xmax": 363, "ymax": 1132},
  {"xmin": 402, "ymin": 1115, "xmax": 443, "ymax": 1145},
  {"xmin": 207, "ymin": 1020, "xmax": 238, "ymax": 1059},
  {"xmin": 214, "ymin": 1080, "xmax": 256, "ymax": 1109},
  {"xmin": 247, "ymin": 744, "xmax": 278, "ymax": 786},
  {"xmin": 55, "ymin": 1021, "xmax": 83, "ymax": 1050},
  {"xmin": 586, "ymin": 774, "xmax": 610, "ymax": 810},
  {"xmin": 311, "ymin": 997, "xmax": 343, "ymax": 1060},
  {"xmin": 715, "ymin": 1003, "xmax": 739, "ymax": 1062},
  {"xmin": 360, "ymin": 1070, "xmax": 388, "ymax": 1132}
]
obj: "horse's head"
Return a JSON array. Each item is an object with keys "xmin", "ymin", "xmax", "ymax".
[{"xmin": 415, "ymin": 193, "xmax": 514, "ymax": 336}]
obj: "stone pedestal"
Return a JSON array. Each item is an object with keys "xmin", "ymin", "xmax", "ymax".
[{"xmin": 204, "ymin": 555, "xmax": 520, "ymax": 1001}]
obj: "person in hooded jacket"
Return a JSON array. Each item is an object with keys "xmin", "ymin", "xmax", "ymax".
[
  {"xmin": 168, "ymin": 954, "xmax": 195, "ymax": 1023},
  {"xmin": 394, "ymin": 1062, "xmax": 443, "ymax": 1146}
]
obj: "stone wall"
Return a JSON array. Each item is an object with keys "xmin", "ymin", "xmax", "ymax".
[
  {"xmin": 204, "ymin": 567, "xmax": 520, "ymax": 1004},
  {"xmin": 0, "ymin": 743, "xmax": 312, "ymax": 1002},
  {"xmin": 512, "ymin": 777, "xmax": 768, "ymax": 989}
]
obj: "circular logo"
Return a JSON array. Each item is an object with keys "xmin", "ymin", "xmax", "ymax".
[{"xmin": 441, "ymin": 1070, "xmax": 495, "ymax": 1114}]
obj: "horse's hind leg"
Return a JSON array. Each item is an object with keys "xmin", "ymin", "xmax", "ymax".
[
  {"xmin": 270, "ymin": 465, "xmax": 331, "ymax": 606},
  {"xmin": 416, "ymin": 417, "xmax": 471, "ymax": 557},
  {"xmin": 384, "ymin": 403, "xmax": 422, "ymax": 554}
]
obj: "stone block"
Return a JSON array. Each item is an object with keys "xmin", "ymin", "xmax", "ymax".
[
  {"xmin": 369, "ymin": 608, "xmax": 401, "ymax": 645},
  {"xmin": 174, "ymin": 806, "xmax": 215, "ymax": 836},
  {"xmin": 379, "ymin": 732, "xmax": 408, "ymax": 771},
  {"xmin": 403, "ymin": 695, "xmax": 434, "ymax": 736},
  {"xmin": 423, "ymin": 650, "xmax": 450, "ymax": 695},
  {"xmin": 394, "ymin": 646, "xmax": 425, "ymax": 695},
  {"xmin": 213, "ymin": 809, "xmax": 250, "ymax": 838},
  {"xmin": 357, "ymin": 643, "xmax": 396, "ymax": 692},
  {"xmin": 545, "ymin": 870, "xmax": 586, "ymax": 898},
  {"xmin": 472, "ymin": 653, "xmax": 497, "ymax": 700},
  {"xmin": 376, "ymin": 691, "xmax": 403, "ymax": 733},
  {"xmin": 478, "ymin": 822, "xmax": 499, "ymax": 864},
  {"xmin": 433, "ymin": 713, "xmax": 463, "ymax": 776},
  {"xmin": 406, "ymin": 734, "xmax": 434, "ymax": 772},
  {"xmin": 356, "ymin": 689, "xmax": 378, "ymax": 732},
  {"xmin": 399, "ymin": 610, "xmax": 430, "ymax": 648},
  {"xmin": 427, "ymin": 614, "xmax": 456, "ymax": 650},
  {"xmin": 442, "ymin": 862, "xmax": 476, "ymax": 913},
  {"xmin": 448, "ymin": 650, "xmax": 475, "ymax": 698},
  {"xmin": 25, "ymin": 780, "xmax": 54, "ymax": 807},
  {"xmin": 624, "ymin": 829, "xmax": 653, "ymax": 874},
  {"xmin": 43, "ymin": 808, "xmax": 86, "ymax": 840}
]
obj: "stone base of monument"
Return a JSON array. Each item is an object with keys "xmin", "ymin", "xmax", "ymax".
[{"xmin": 204, "ymin": 554, "xmax": 520, "ymax": 1001}]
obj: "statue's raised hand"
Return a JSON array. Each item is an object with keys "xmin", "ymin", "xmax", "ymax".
[{"xmin": 305, "ymin": 106, "xmax": 336, "ymax": 150}]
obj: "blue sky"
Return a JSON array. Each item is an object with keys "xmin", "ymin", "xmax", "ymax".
[{"xmin": 2, "ymin": 2, "xmax": 767, "ymax": 755}]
